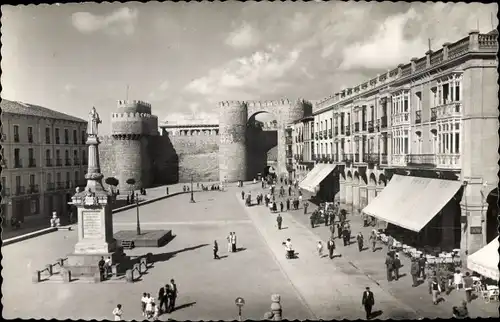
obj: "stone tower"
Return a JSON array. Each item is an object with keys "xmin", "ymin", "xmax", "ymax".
[
  {"xmin": 219, "ymin": 101, "xmax": 248, "ymax": 183},
  {"xmin": 111, "ymin": 100, "xmax": 159, "ymax": 192}
]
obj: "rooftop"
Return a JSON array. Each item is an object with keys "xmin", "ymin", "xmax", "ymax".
[{"xmin": 0, "ymin": 99, "xmax": 87, "ymax": 123}]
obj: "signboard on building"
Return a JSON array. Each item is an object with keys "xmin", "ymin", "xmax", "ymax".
[
  {"xmin": 470, "ymin": 216, "xmax": 482, "ymax": 234},
  {"xmin": 470, "ymin": 227, "xmax": 482, "ymax": 234}
]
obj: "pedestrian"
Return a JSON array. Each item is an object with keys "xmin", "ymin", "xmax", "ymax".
[
  {"xmin": 310, "ymin": 213, "xmax": 315, "ymax": 228},
  {"xmin": 430, "ymin": 276, "xmax": 442, "ymax": 305},
  {"xmin": 227, "ymin": 232, "xmax": 233, "ymax": 253},
  {"xmin": 361, "ymin": 287, "xmax": 375, "ymax": 320},
  {"xmin": 317, "ymin": 241, "xmax": 324, "ymax": 257},
  {"xmin": 145, "ymin": 293, "xmax": 154, "ymax": 319},
  {"xmin": 329, "ymin": 211, "xmax": 335, "ymax": 226},
  {"xmin": 327, "ymin": 238, "xmax": 336, "ymax": 259},
  {"xmin": 410, "ymin": 259, "xmax": 420, "ymax": 287},
  {"xmin": 169, "ymin": 279, "xmax": 178, "ymax": 312},
  {"xmin": 369, "ymin": 230, "xmax": 377, "ymax": 252},
  {"xmin": 324, "ymin": 211, "xmax": 329, "ymax": 226},
  {"xmin": 393, "ymin": 253, "xmax": 401, "ymax": 281},
  {"xmin": 463, "ymin": 272, "xmax": 473, "ymax": 303},
  {"xmin": 342, "ymin": 227, "xmax": 349, "ymax": 246},
  {"xmin": 337, "ymin": 223, "xmax": 342, "ymax": 239},
  {"xmin": 152, "ymin": 303, "xmax": 159, "ymax": 320},
  {"xmin": 356, "ymin": 232, "xmax": 364, "ymax": 252},
  {"xmin": 104, "ymin": 256, "xmax": 112, "ymax": 278},
  {"xmin": 329, "ymin": 223, "xmax": 335, "ymax": 239},
  {"xmin": 304, "ymin": 201, "xmax": 308, "ymax": 214},
  {"xmin": 453, "ymin": 270, "xmax": 464, "ymax": 290},
  {"xmin": 276, "ymin": 214, "xmax": 283, "ymax": 230},
  {"xmin": 286, "ymin": 198, "xmax": 290, "ymax": 211},
  {"xmin": 418, "ymin": 254, "xmax": 427, "ymax": 280},
  {"xmin": 280, "ymin": 201, "xmax": 284, "ymax": 212},
  {"xmin": 213, "ymin": 240, "xmax": 220, "ymax": 259},
  {"xmin": 112, "ymin": 304, "xmax": 123, "ymax": 321},
  {"xmin": 231, "ymin": 232, "xmax": 237, "ymax": 252},
  {"xmin": 141, "ymin": 293, "xmax": 148, "ymax": 317},
  {"xmin": 164, "ymin": 285, "xmax": 172, "ymax": 313},
  {"xmin": 158, "ymin": 287, "xmax": 165, "ymax": 314},
  {"xmin": 385, "ymin": 253, "xmax": 394, "ymax": 282},
  {"xmin": 241, "ymin": 191, "xmax": 245, "ymax": 200},
  {"xmin": 98, "ymin": 256, "xmax": 106, "ymax": 281}
]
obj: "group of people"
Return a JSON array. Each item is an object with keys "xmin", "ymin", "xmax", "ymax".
[
  {"xmin": 98, "ymin": 256, "xmax": 113, "ymax": 281},
  {"xmin": 212, "ymin": 232, "xmax": 239, "ymax": 259},
  {"xmin": 139, "ymin": 279, "xmax": 178, "ymax": 320}
]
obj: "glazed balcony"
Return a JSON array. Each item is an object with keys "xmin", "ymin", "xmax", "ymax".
[{"xmin": 405, "ymin": 154, "xmax": 437, "ymax": 167}]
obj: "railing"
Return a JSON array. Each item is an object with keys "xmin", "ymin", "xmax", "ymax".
[
  {"xmin": 435, "ymin": 102, "xmax": 462, "ymax": 119},
  {"xmin": 362, "ymin": 122, "xmax": 366, "ymax": 131},
  {"xmin": 415, "ymin": 58, "xmax": 427, "ymax": 72},
  {"xmin": 286, "ymin": 151, "xmax": 293, "ymax": 158},
  {"xmin": 46, "ymin": 136, "xmax": 51, "ymax": 144},
  {"xmin": 74, "ymin": 158, "xmax": 80, "ymax": 166},
  {"xmin": 367, "ymin": 121, "xmax": 374, "ymax": 133},
  {"xmin": 15, "ymin": 186, "xmax": 25, "ymax": 196},
  {"xmin": 65, "ymin": 158, "xmax": 71, "ymax": 166},
  {"xmin": 342, "ymin": 153, "xmax": 353, "ymax": 163},
  {"xmin": 354, "ymin": 122, "xmax": 360, "ymax": 132},
  {"xmin": 436, "ymin": 154, "xmax": 461, "ymax": 169},
  {"xmin": 328, "ymin": 129, "xmax": 333, "ymax": 138},
  {"xmin": 57, "ymin": 182, "xmax": 65, "ymax": 190},
  {"xmin": 312, "ymin": 154, "xmax": 317, "ymax": 161},
  {"xmin": 380, "ymin": 154, "xmax": 388, "ymax": 165},
  {"xmin": 56, "ymin": 158, "xmax": 62, "ymax": 166},
  {"xmin": 55, "ymin": 137, "xmax": 60, "ymax": 144},
  {"xmin": 363, "ymin": 153, "xmax": 380, "ymax": 164},
  {"xmin": 45, "ymin": 159, "xmax": 53, "ymax": 167},
  {"xmin": 28, "ymin": 158, "xmax": 37, "ymax": 168},
  {"xmin": 65, "ymin": 138, "xmax": 69, "ymax": 145},
  {"xmin": 82, "ymin": 158, "xmax": 87, "ymax": 165},
  {"xmin": 286, "ymin": 164, "xmax": 294, "ymax": 172},
  {"xmin": 430, "ymin": 51, "xmax": 444, "ymax": 66},
  {"xmin": 14, "ymin": 159, "xmax": 23, "ymax": 168},
  {"xmin": 14, "ymin": 134, "xmax": 19, "ymax": 142},
  {"xmin": 323, "ymin": 130, "xmax": 327, "ymax": 138},
  {"xmin": 479, "ymin": 33, "xmax": 499, "ymax": 50},
  {"xmin": 345, "ymin": 126, "xmax": 351, "ymax": 136},
  {"xmin": 415, "ymin": 110, "xmax": 422, "ymax": 124},
  {"xmin": 28, "ymin": 135, "xmax": 33, "ymax": 143},
  {"xmin": 354, "ymin": 154, "xmax": 360, "ymax": 163},
  {"xmin": 315, "ymin": 133, "xmax": 319, "ymax": 140},
  {"xmin": 47, "ymin": 183, "xmax": 55, "ymax": 191},
  {"xmin": 65, "ymin": 181, "xmax": 71, "ymax": 189},
  {"xmin": 401, "ymin": 65, "xmax": 412, "ymax": 77},
  {"xmin": 392, "ymin": 113, "xmax": 410, "ymax": 124},
  {"xmin": 448, "ymin": 37, "xmax": 470, "ymax": 59},
  {"xmin": 430, "ymin": 108, "xmax": 437, "ymax": 121},
  {"xmin": 319, "ymin": 132, "xmax": 324, "ymax": 139},
  {"xmin": 381, "ymin": 116, "xmax": 387, "ymax": 128},
  {"xmin": 28, "ymin": 184, "xmax": 40, "ymax": 194},
  {"xmin": 391, "ymin": 155, "xmax": 407, "ymax": 167},
  {"xmin": 285, "ymin": 138, "xmax": 293, "ymax": 145},
  {"xmin": 405, "ymin": 154, "xmax": 437, "ymax": 167}
]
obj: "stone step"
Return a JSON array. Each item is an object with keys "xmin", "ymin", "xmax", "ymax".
[{"xmin": 42, "ymin": 273, "xmax": 127, "ymax": 284}]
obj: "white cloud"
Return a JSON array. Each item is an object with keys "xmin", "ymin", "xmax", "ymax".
[
  {"xmin": 71, "ymin": 7, "xmax": 138, "ymax": 36},
  {"xmin": 225, "ymin": 22, "xmax": 260, "ymax": 49},
  {"xmin": 185, "ymin": 45, "xmax": 301, "ymax": 100},
  {"xmin": 339, "ymin": 9, "xmax": 426, "ymax": 70},
  {"xmin": 64, "ymin": 84, "xmax": 75, "ymax": 92},
  {"xmin": 159, "ymin": 80, "xmax": 169, "ymax": 91}
]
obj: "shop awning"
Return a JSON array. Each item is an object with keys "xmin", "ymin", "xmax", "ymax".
[
  {"xmin": 467, "ymin": 238, "xmax": 499, "ymax": 281},
  {"xmin": 299, "ymin": 163, "xmax": 336, "ymax": 193},
  {"xmin": 362, "ymin": 174, "xmax": 462, "ymax": 232}
]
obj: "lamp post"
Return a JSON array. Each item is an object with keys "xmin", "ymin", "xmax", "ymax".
[
  {"xmin": 190, "ymin": 175, "xmax": 195, "ymax": 203},
  {"xmin": 136, "ymin": 193, "xmax": 141, "ymax": 235}
]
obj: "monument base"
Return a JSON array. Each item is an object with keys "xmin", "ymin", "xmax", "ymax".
[
  {"xmin": 114, "ymin": 230, "xmax": 173, "ymax": 248},
  {"xmin": 66, "ymin": 247, "xmax": 128, "ymax": 277}
]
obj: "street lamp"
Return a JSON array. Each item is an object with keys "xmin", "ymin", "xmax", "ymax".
[
  {"xmin": 135, "ymin": 193, "xmax": 141, "ymax": 235},
  {"xmin": 190, "ymin": 175, "xmax": 195, "ymax": 203}
]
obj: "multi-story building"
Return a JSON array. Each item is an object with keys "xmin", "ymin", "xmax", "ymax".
[
  {"xmin": 298, "ymin": 30, "xmax": 498, "ymax": 269},
  {"xmin": 0, "ymin": 99, "xmax": 88, "ymax": 225},
  {"xmin": 290, "ymin": 115, "xmax": 314, "ymax": 181}
]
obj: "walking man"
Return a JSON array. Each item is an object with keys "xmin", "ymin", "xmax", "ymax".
[
  {"xmin": 276, "ymin": 214, "xmax": 283, "ymax": 230},
  {"xmin": 361, "ymin": 287, "xmax": 375, "ymax": 320},
  {"xmin": 231, "ymin": 232, "xmax": 237, "ymax": 252},
  {"xmin": 280, "ymin": 201, "xmax": 284, "ymax": 212},
  {"xmin": 337, "ymin": 223, "xmax": 342, "ymax": 239},
  {"xmin": 327, "ymin": 238, "xmax": 336, "ymax": 259},
  {"xmin": 393, "ymin": 254, "xmax": 401, "ymax": 281},
  {"xmin": 357, "ymin": 232, "xmax": 364, "ymax": 252},
  {"xmin": 158, "ymin": 287, "xmax": 165, "ymax": 314},
  {"xmin": 304, "ymin": 201, "xmax": 309, "ymax": 214},
  {"xmin": 369, "ymin": 230, "xmax": 377, "ymax": 252},
  {"xmin": 169, "ymin": 279, "xmax": 178, "ymax": 312},
  {"xmin": 98, "ymin": 256, "xmax": 106, "ymax": 281},
  {"xmin": 410, "ymin": 259, "xmax": 419, "ymax": 287},
  {"xmin": 241, "ymin": 191, "xmax": 245, "ymax": 200},
  {"xmin": 385, "ymin": 253, "xmax": 394, "ymax": 282},
  {"xmin": 227, "ymin": 232, "xmax": 233, "ymax": 253},
  {"xmin": 463, "ymin": 272, "xmax": 473, "ymax": 303},
  {"xmin": 286, "ymin": 198, "xmax": 290, "ymax": 211},
  {"xmin": 418, "ymin": 254, "xmax": 427, "ymax": 280},
  {"xmin": 213, "ymin": 240, "xmax": 220, "ymax": 259}
]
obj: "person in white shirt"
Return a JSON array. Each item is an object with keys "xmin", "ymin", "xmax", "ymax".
[
  {"xmin": 145, "ymin": 293, "xmax": 154, "ymax": 319},
  {"xmin": 141, "ymin": 293, "xmax": 147, "ymax": 317},
  {"xmin": 454, "ymin": 270, "xmax": 464, "ymax": 290},
  {"xmin": 317, "ymin": 241, "xmax": 324, "ymax": 257},
  {"xmin": 112, "ymin": 304, "xmax": 123, "ymax": 321},
  {"xmin": 104, "ymin": 257, "xmax": 112, "ymax": 278},
  {"xmin": 152, "ymin": 303, "xmax": 159, "ymax": 320}
]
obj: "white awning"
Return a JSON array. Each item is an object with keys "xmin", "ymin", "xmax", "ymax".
[
  {"xmin": 299, "ymin": 164, "xmax": 336, "ymax": 193},
  {"xmin": 362, "ymin": 174, "xmax": 462, "ymax": 232},
  {"xmin": 467, "ymin": 238, "xmax": 499, "ymax": 281}
]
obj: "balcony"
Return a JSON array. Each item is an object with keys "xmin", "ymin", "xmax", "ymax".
[
  {"xmin": 415, "ymin": 110, "xmax": 422, "ymax": 124},
  {"xmin": 381, "ymin": 116, "xmax": 388, "ymax": 128},
  {"xmin": 391, "ymin": 155, "xmax": 407, "ymax": 167},
  {"xmin": 45, "ymin": 158, "xmax": 53, "ymax": 167},
  {"xmin": 315, "ymin": 133, "xmax": 319, "ymax": 140},
  {"xmin": 46, "ymin": 137, "xmax": 50, "ymax": 144},
  {"xmin": 55, "ymin": 137, "xmax": 60, "ymax": 144},
  {"xmin": 319, "ymin": 132, "xmax": 323, "ymax": 139},
  {"xmin": 65, "ymin": 138, "xmax": 69, "ymax": 145},
  {"xmin": 392, "ymin": 113, "xmax": 410, "ymax": 125},
  {"xmin": 14, "ymin": 134, "xmax": 19, "ymax": 143},
  {"xmin": 47, "ymin": 183, "xmax": 55, "ymax": 191},
  {"xmin": 28, "ymin": 184, "xmax": 40, "ymax": 194},
  {"xmin": 363, "ymin": 153, "xmax": 380, "ymax": 165},
  {"xmin": 28, "ymin": 135, "xmax": 33, "ymax": 143},
  {"xmin": 354, "ymin": 154, "xmax": 360, "ymax": 163},
  {"xmin": 342, "ymin": 153, "xmax": 353, "ymax": 163},
  {"xmin": 328, "ymin": 129, "xmax": 333, "ymax": 138},
  {"xmin": 334, "ymin": 127, "xmax": 339, "ymax": 136},
  {"xmin": 82, "ymin": 158, "xmax": 88, "ymax": 165},
  {"xmin": 380, "ymin": 154, "xmax": 388, "ymax": 165},
  {"xmin": 65, "ymin": 181, "xmax": 71, "ymax": 189},
  {"xmin": 375, "ymin": 119, "xmax": 380, "ymax": 132},
  {"xmin": 74, "ymin": 158, "xmax": 80, "ymax": 166},
  {"xmin": 345, "ymin": 126, "xmax": 351, "ymax": 136},
  {"xmin": 28, "ymin": 158, "xmax": 36, "ymax": 168},
  {"xmin": 323, "ymin": 130, "xmax": 327, "ymax": 138},
  {"xmin": 73, "ymin": 139, "xmax": 78, "ymax": 145},
  {"xmin": 430, "ymin": 108, "xmax": 437, "ymax": 122},
  {"xmin": 57, "ymin": 182, "xmax": 65, "ymax": 190},
  {"xmin": 14, "ymin": 186, "xmax": 25, "ymax": 196},
  {"xmin": 14, "ymin": 159, "xmax": 23, "ymax": 168},
  {"xmin": 405, "ymin": 154, "xmax": 437, "ymax": 167},
  {"xmin": 354, "ymin": 122, "xmax": 360, "ymax": 133},
  {"xmin": 1, "ymin": 188, "xmax": 10, "ymax": 197},
  {"xmin": 367, "ymin": 121, "xmax": 374, "ymax": 133},
  {"xmin": 436, "ymin": 154, "xmax": 461, "ymax": 169},
  {"xmin": 56, "ymin": 158, "xmax": 62, "ymax": 166},
  {"xmin": 435, "ymin": 103, "xmax": 462, "ymax": 119},
  {"xmin": 286, "ymin": 164, "xmax": 294, "ymax": 172},
  {"xmin": 65, "ymin": 158, "xmax": 72, "ymax": 166}
]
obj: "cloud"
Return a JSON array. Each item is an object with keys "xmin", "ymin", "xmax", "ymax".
[
  {"xmin": 71, "ymin": 7, "xmax": 138, "ymax": 36},
  {"xmin": 161, "ymin": 102, "xmax": 218, "ymax": 125},
  {"xmin": 64, "ymin": 84, "xmax": 75, "ymax": 92},
  {"xmin": 185, "ymin": 45, "xmax": 301, "ymax": 100},
  {"xmin": 225, "ymin": 22, "xmax": 260, "ymax": 49}
]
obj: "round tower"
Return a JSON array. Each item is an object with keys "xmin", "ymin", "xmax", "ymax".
[
  {"xmin": 111, "ymin": 100, "xmax": 158, "ymax": 192},
  {"xmin": 218, "ymin": 101, "xmax": 248, "ymax": 183}
]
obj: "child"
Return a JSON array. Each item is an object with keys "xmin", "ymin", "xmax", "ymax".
[
  {"xmin": 145, "ymin": 293, "xmax": 154, "ymax": 319},
  {"xmin": 112, "ymin": 304, "xmax": 123, "ymax": 321},
  {"xmin": 317, "ymin": 241, "xmax": 324, "ymax": 257},
  {"xmin": 141, "ymin": 293, "xmax": 147, "ymax": 317},
  {"xmin": 152, "ymin": 303, "xmax": 159, "ymax": 320}
]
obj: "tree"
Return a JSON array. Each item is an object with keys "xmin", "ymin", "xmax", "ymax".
[{"xmin": 105, "ymin": 177, "xmax": 119, "ymax": 193}]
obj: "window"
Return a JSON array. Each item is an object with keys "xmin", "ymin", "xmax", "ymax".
[
  {"xmin": 437, "ymin": 120, "xmax": 460, "ymax": 155},
  {"xmin": 47, "ymin": 173, "xmax": 52, "ymax": 184},
  {"xmin": 65, "ymin": 150, "xmax": 69, "ymax": 165},
  {"xmin": 30, "ymin": 174, "xmax": 35, "ymax": 187},
  {"xmin": 14, "ymin": 148, "xmax": 21, "ymax": 167},
  {"xmin": 28, "ymin": 148, "xmax": 35, "ymax": 167},
  {"xmin": 56, "ymin": 172, "xmax": 61, "ymax": 184},
  {"xmin": 82, "ymin": 130, "xmax": 86, "ymax": 144},
  {"xmin": 64, "ymin": 129, "xmax": 69, "ymax": 144},
  {"xmin": 30, "ymin": 199, "xmax": 39, "ymax": 215},
  {"xmin": 73, "ymin": 129, "xmax": 78, "ymax": 144},
  {"xmin": 28, "ymin": 127, "xmax": 33, "ymax": 143},
  {"xmin": 45, "ymin": 127, "xmax": 51, "ymax": 144},
  {"xmin": 55, "ymin": 128, "xmax": 60, "ymax": 144},
  {"xmin": 46, "ymin": 149, "xmax": 51, "ymax": 165},
  {"xmin": 15, "ymin": 176, "xmax": 21, "ymax": 189},
  {"xmin": 82, "ymin": 150, "xmax": 86, "ymax": 164},
  {"xmin": 75, "ymin": 171, "xmax": 79, "ymax": 184},
  {"xmin": 415, "ymin": 92, "xmax": 422, "ymax": 111},
  {"xmin": 14, "ymin": 125, "xmax": 19, "ymax": 142},
  {"xmin": 1, "ymin": 177, "xmax": 6, "ymax": 192}
]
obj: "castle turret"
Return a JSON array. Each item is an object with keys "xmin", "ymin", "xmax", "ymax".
[
  {"xmin": 218, "ymin": 101, "xmax": 248, "ymax": 182},
  {"xmin": 111, "ymin": 100, "xmax": 158, "ymax": 192}
]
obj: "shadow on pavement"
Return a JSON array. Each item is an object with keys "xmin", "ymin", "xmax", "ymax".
[
  {"xmin": 174, "ymin": 301, "xmax": 197, "ymax": 311},
  {"xmin": 218, "ymin": 255, "xmax": 228, "ymax": 259},
  {"xmin": 236, "ymin": 247, "xmax": 247, "ymax": 252},
  {"xmin": 370, "ymin": 310, "xmax": 383, "ymax": 319},
  {"xmin": 151, "ymin": 244, "xmax": 209, "ymax": 263}
]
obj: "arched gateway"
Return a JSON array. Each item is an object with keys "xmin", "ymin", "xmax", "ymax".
[{"xmin": 218, "ymin": 99, "xmax": 306, "ymax": 182}]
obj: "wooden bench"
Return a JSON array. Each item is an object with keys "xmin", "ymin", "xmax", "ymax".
[{"xmin": 121, "ymin": 240, "xmax": 135, "ymax": 249}]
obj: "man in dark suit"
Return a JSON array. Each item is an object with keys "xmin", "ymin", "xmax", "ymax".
[{"xmin": 361, "ymin": 287, "xmax": 375, "ymax": 320}]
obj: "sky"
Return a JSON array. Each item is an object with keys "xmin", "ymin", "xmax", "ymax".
[{"xmin": 1, "ymin": 1, "xmax": 497, "ymax": 134}]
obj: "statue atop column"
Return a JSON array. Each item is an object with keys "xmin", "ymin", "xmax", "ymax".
[{"xmin": 88, "ymin": 106, "xmax": 102, "ymax": 137}]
